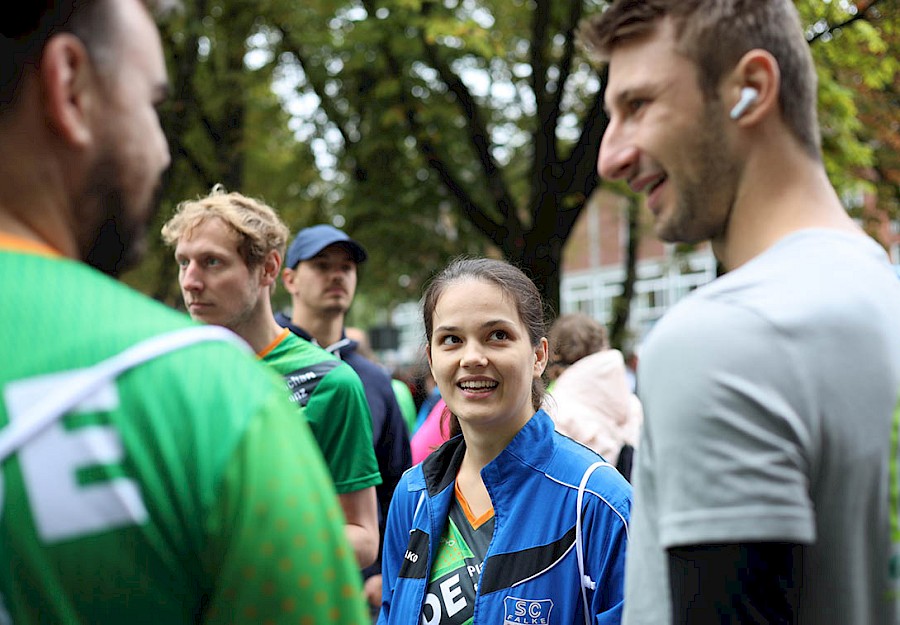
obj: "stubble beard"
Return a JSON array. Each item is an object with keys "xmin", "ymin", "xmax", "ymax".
[
  {"xmin": 319, "ymin": 289, "xmax": 351, "ymax": 317},
  {"xmin": 79, "ymin": 154, "xmax": 164, "ymax": 277},
  {"xmin": 655, "ymin": 101, "xmax": 739, "ymax": 246},
  {"xmin": 320, "ymin": 302, "xmax": 349, "ymax": 320},
  {"xmin": 221, "ymin": 299, "xmax": 262, "ymax": 341}
]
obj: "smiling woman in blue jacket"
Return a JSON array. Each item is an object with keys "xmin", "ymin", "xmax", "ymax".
[{"xmin": 378, "ymin": 257, "xmax": 632, "ymax": 625}]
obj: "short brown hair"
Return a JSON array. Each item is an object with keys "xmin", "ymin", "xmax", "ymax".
[
  {"xmin": 1, "ymin": 0, "xmax": 177, "ymax": 112},
  {"xmin": 546, "ymin": 313, "xmax": 609, "ymax": 381},
  {"xmin": 580, "ymin": 0, "xmax": 821, "ymax": 159}
]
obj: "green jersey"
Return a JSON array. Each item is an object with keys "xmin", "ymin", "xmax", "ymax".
[
  {"xmin": 0, "ymin": 244, "xmax": 369, "ymax": 625},
  {"xmin": 261, "ymin": 330, "xmax": 381, "ymax": 494},
  {"xmin": 423, "ymin": 486, "xmax": 495, "ymax": 625},
  {"xmin": 392, "ymin": 378, "xmax": 418, "ymax": 436}
]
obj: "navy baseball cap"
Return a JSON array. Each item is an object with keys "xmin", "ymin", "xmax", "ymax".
[{"xmin": 286, "ymin": 224, "xmax": 368, "ymax": 269}]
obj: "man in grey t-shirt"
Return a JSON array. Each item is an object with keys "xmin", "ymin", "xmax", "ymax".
[{"xmin": 581, "ymin": 1, "xmax": 900, "ymax": 623}]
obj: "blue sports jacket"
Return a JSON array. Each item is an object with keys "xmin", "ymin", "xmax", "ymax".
[{"xmin": 378, "ymin": 409, "xmax": 631, "ymax": 625}]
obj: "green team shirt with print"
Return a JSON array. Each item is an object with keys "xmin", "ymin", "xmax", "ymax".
[
  {"xmin": 423, "ymin": 494, "xmax": 495, "ymax": 625},
  {"xmin": 262, "ymin": 330, "xmax": 381, "ymax": 494},
  {"xmin": 0, "ymin": 247, "xmax": 369, "ymax": 625}
]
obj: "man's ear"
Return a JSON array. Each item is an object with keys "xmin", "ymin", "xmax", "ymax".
[
  {"xmin": 280, "ymin": 266, "xmax": 296, "ymax": 292},
  {"xmin": 260, "ymin": 249, "xmax": 281, "ymax": 287},
  {"xmin": 724, "ymin": 49, "xmax": 780, "ymax": 127},
  {"xmin": 40, "ymin": 33, "xmax": 100, "ymax": 148}
]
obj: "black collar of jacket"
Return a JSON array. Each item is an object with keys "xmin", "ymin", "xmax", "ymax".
[{"xmin": 421, "ymin": 435, "xmax": 466, "ymax": 497}]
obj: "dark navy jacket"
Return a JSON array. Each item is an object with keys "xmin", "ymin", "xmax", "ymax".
[
  {"xmin": 275, "ymin": 313, "xmax": 413, "ymax": 579},
  {"xmin": 378, "ymin": 410, "xmax": 631, "ymax": 625}
]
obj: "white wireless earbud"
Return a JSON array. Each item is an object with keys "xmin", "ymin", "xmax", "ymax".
[{"xmin": 729, "ymin": 87, "xmax": 759, "ymax": 120}]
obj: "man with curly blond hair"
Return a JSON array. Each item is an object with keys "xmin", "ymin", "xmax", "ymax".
[{"xmin": 163, "ymin": 186, "xmax": 381, "ymax": 570}]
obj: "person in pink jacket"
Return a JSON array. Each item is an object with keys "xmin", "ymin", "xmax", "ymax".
[
  {"xmin": 543, "ymin": 313, "xmax": 642, "ymax": 471},
  {"xmin": 409, "ymin": 398, "xmax": 451, "ymax": 465}
]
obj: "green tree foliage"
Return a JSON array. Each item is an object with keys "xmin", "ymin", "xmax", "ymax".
[
  {"xmin": 801, "ymin": 0, "xmax": 898, "ymax": 217},
  {"xmin": 123, "ymin": 0, "xmax": 329, "ymax": 308},
  {"xmin": 126, "ymin": 0, "xmax": 897, "ymax": 323},
  {"xmin": 270, "ymin": 0, "xmax": 612, "ymax": 315}
]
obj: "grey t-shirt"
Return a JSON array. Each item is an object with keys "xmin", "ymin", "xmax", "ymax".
[{"xmin": 623, "ymin": 230, "xmax": 900, "ymax": 624}]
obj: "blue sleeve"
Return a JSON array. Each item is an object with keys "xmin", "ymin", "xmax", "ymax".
[
  {"xmin": 587, "ymin": 473, "xmax": 630, "ymax": 625},
  {"xmin": 378, "ymin": 473, "xmax": 415, "ymax": 625}
]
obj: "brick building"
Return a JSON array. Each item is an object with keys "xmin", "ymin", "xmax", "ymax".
[{"xmin": 560, "ymin": 188, "xmax": 900, "ymax": 352}]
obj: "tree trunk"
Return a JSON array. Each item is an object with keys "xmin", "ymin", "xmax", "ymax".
[{"xmin": 609, "ymin": 195, "xmax": 640, "ymax": 351}]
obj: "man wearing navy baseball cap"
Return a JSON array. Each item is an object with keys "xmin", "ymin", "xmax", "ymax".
[
  {"xmin": 285, "ymin": 224, "xmax": 368, "ymax": 268},
  {"xmin": 277, "ymin": 224, "xmax": 412, "ymax": 617}
]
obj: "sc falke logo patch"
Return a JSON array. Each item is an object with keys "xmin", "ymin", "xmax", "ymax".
[{"xmin": 503, "ymin": 597, "xmax": 553, "ymax": 625}]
